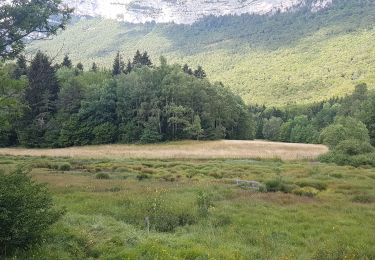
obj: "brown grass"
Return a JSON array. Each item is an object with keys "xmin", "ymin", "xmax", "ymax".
[{"xmin": 0, "ymin": 140, "xmax": 328, "ymax": 160}]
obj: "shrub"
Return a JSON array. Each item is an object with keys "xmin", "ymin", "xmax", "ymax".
[
  {"xmin": 292, "ymin": 187, "xmax": 319, "ymax": 197},
  {"xmin": 95, "ymin": 173, "xmax": 110, "ymax": 179},
  {"xmin": 296, "ymin": 180, "xmax": 327, "ymax": 191},
  {"xmin": 0, "ymin": 169, "xmax": 64, "ymax": 256},
  {"xmin": 136, "ymin": 173, "xmax": 150, "ymax": 181},
  {"xmin": 58, "ymin": 162, "xmax": 71, "ymax": 171},
  {"xmin": 265, "ymin": 178, "xmax": 283, "ymax": 192},
  {"xmin": 335, "ymin": 140, "xmax": 374, "ymax": 156},
  {"xmin": 319, "ymin": 117, "xmax": 370, "ymax": 148}
]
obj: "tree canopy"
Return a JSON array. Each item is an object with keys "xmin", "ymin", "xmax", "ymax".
[{"xmin": 0, "ymin": 0, "xmax": 72, "ymax": 59}]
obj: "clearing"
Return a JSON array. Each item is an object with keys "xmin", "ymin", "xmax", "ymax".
[{"xmin": 0, "ymin": 140, "xmax": 328, "ymax": 160}]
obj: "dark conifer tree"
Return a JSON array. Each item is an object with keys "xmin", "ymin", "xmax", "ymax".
[
  {"xmin": 112, "ymin": 51, "xmax": 124, "ymax": 76},
  {"xmin": 182, "ymin": 64, "xmax": 193, "ymax": 75},
  {"xmin": 12, "ymin": 55, "xmax": 28, "ymax": 79},
  {"xmin": 193, "ymin": 66, "xmax": 207, "ymax": 79},
  {"xmin": 91, "ymin": 62, "xmax": 98, "ymax": 72},
  {"xmin": 125, "ymin": 60, "xmax": 132, "ymax": 74},
  {"xmin": 132, "ymin": 50, "xmax": 143, "ymax": 67},
  {"xmin": 141, "ymin": 51, "xmax": 152, "ymax": 66},
  {"xmin": 26, "ymin": 51, "xmax": 60, "ymax": 117},
  {"xmin": 76, "ymin": 62, "xmax": 84, "ymax": 71},
  {"xmin": 61, "ymin": 54, "xmax": 72, "ymax": 68}
]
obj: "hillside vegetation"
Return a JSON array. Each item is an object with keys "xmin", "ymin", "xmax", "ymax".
[{"xmin": 29, "ymin": 0, "xmax": 375, "ymax": 105}]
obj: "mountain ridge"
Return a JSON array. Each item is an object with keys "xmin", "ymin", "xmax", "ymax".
[{"xmin": 63, "ymin": 0, "xmax": 332, "ymax": 24}]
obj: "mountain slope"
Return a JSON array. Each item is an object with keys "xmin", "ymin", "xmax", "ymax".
[
  {"xmin": 30, "ymin": 0, "xmax": 375, "ymax": 105},
  {"xmin": 63, "ymin": 0, "xmax": 330, "ymax": 24}
]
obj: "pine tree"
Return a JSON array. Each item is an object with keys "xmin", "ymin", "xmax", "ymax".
[
  {"xmin": 26, "ymin": 51, "xmax": 60, "ymax": 117},
  {"xmin": 76, "ymin": 62, "xmax": 84, "ymax": 71},
  {"xmin": 194, "ymin": 66, "xmax": 206, "ymax": 79},
  {"xmin": 61, "ymin": 54, "xmax": 72, "ymax": 68},
  {"xmin": 125, "ymin": 60, "xmax": 132, "ymax": 74},
  {"xmin": 182, "ymin": 64, "xmax": 193, "ymax": 75},
  {"xmin": 141, "ymin": 51, "xmax": 152, "ymax": 66},
  {"xmin": 91, "ymin": 62, "xmax": 98, "ymax": 72},
  {"xmin": 19, "ymin": 51, "xmax": 60, "ymax": 147},
  {"xmin": 12, "ymin": 55, "xmax": 28, "ymax": 79},
  {"xmin": 112, "ymin": 51, "xmax": 124, "ymax": 76},
  {"xmin": 132, "ymin": 50, "xmax": 143, "ymax": 67}
]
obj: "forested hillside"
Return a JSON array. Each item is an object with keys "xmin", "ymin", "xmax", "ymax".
[{"xmin": 29, "ymin": 0, "xmax": 375, "ymax": 105}]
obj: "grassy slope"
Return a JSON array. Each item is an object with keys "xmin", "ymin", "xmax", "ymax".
[
  {"xmin": 29, "ymin": 1, "xmax": 375, "ymax": 105},
  {"xmin": 2, "ymin": 156, "xmax": 375, "ymax": 259}
]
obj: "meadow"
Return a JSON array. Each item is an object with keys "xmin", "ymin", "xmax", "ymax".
[
  {"xmin": 1, "ymin": 142, "xmax": 374, "ymax": 259},
  {"xmin": 0, "ymin": 140, "xmax": 328, "ymax": 160}
]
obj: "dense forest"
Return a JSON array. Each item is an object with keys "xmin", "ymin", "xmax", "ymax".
[
  {"xmin": 1, "ymin": 50, "xmax": 375, "ymax": 166},
  {"xmin": 30, "ymin": 0, "xmax": 375, "ymax": 105},
  {"xmin": 0, "ymin": 51, "xmax": 254, "ymax": 148}
]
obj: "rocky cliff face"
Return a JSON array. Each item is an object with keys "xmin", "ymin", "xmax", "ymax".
[{"xmin": 63, "ymin": 0, "xmax": 333, "ymax": 24}]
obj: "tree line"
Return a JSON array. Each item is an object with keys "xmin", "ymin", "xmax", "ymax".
[{"xmin": 0, "ymin": 51, "xmax": 254, "ymax": 148}]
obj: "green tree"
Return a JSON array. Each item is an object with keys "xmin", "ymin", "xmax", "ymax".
[
  {"xmin": 184, "ymin": 115, "xmax": 204, "ymax": 140},
  {"xmin": 262, "ymin": 117, "xmax": 283, "ymax": 141},
  {"xmin": 194, "ymin": 65, "xmax": 207, "ymax": 79},
  {"xmin": 182, "ymin": 64, "xmax": 193, "ymax": 75},
  {"xmin": 0, "ymin": 169, "xmax": 64, "ymax": 256},
  {"xmin": 76, "ymin": 62, "xmax": 84, "ymax": 71},
  {"xmin": 18, "ymin": 51, "xmax": 59, "ymax": 147},
  {"xmin": 91, "ymin": 62, "xmax": 98, "ymax": 72},
  {"xmin": 12, "ymin": 55, "xmax": 27, "ymax": 79},
  {"xmin": 320, "ymin": 117, "xmax": 370, "ymax": 148},
  {"xmin": 0, "ymin": 66, "xmax": 26, "ymax": 146},
  {"xmin": 61, "ymin": 54, "xmax": 72, "ymax": 68},
  {"xmin": 0, "ymin": 0, "xmax": 72, "ymax": 59},
  {"xmin": 112, "ymin": 51, "xmax": 124, "ymax": 76}
]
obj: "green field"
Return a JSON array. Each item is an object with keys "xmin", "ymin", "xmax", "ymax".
[
  {"xmin": 29, "ymin": 0, "xmax": 375, "ymax": 105},
  {"xmin": 2, "ymin": 154, "xmax": 375, "ymax": 259}
]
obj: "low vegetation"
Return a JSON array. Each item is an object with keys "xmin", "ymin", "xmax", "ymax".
[
  {"xmin": 0, "ymin": 140, "xmax": 328, "ymax": 161},
  {"xmin": 0, "ymin": 155, "xmax": 374, "ymax": 259}
]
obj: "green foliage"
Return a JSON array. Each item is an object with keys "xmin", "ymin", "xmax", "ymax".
[
  {"xmin": 292, "ymin": 187, "xmax": 319, "ymax": 198},
  {"xmin": 95, "ymin": 173, "xmax": 110, "ymax": 180},
  {"xmin": 0, "ymin": 65, "xmax": 26, "ymax": 146},
  {"xmin": 335, "ymin": 140, "xmax": 374, "ymax": 156},
  {"xmin": 319, "ymin": 117, "xmax": 370, "ymax": 148},
  {"xmin": 0, "ymin": 169, "xmax": 64, "ymax": 255},
  {"xmin": 58, "ymin": 163, "xmax": 71, "ymax": 171},
  {"xmin": 0, "ymin": 0, "xmax": 72, "ymax": 59}
]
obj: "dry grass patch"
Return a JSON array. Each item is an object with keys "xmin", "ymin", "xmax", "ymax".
[{"xmin": 0, "ymin": 140, "xmax": 328, "ymax": 160}]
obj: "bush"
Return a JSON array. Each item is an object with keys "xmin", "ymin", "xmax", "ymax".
[
  {"xmin": 95, "ymin": 173, "xmax": 110, "ymax": 179},
  {"xmin": 319, "ymin": 151, "xmax": 375, "ymax": 167},
  {"xmin": 296, "ymin": 180, "xmax": 327, "ymax": 191},
  {"xmin": 319, "ymin": 117, "xmax": 370, "ymax": 148},
  {"xmin": 136, "ymin": 173, "xmax": 150, "ymax": 181},
  {"xmin": 0, "ymin": 169, "xmax": 64, "ymax": 256},
  {"xmin": 58, "ymin": 162, "xmax": 71, "ymax": 171},
  {"xmin": 335, "ymin": 140, "xmax": 374, "ymax": 156},
  {"xmin": 292, "ymin": 187, "xmax": 319, "ymax": 197}
]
